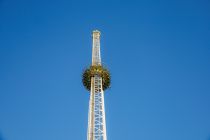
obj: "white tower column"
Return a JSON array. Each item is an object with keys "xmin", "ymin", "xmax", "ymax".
[
  {"xmin": 92, "ymin": 30, "xmax": 101, "ymax": 66},
  {"xmin": 87, "ymin": 30, "xmax": 107, "ymax": 140}
]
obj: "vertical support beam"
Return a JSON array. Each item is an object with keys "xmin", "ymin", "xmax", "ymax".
[
  {"xmin": 92, "ymin": 30, "xmax": 101, "ymax": 66},
  {"xmin": 101, "ymin": 88, "xmax": 107, "ymax": 140},
  {"xmin": 87, "ymin": 77, "xmax": 95, "ymax": 140}
]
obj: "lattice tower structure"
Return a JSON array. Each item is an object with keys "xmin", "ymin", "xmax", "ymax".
[{"xmin": 82, "ymin": 30, "xmax": 111, "ymax": 140}]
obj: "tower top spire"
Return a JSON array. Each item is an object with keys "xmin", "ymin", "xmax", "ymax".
[
  {"xmin": 92, "ymin": 30, "xmax": 101, "ymax": 39},
  {"xmin": 92, "ymin": 30, "xmax": 101, "ymax": 35},
  {"xmin": 92, "ymin": 30, "xmax": 101, "ymax": 66}
]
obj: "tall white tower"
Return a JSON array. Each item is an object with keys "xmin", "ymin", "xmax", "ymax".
[{"xmin": 82, "ymin": 30, "xmax": 111, "ymax": 140}]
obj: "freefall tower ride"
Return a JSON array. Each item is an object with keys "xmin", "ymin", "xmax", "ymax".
[{"xmin": 82, "ymin": 30, "xmax": 111, "ymax": 140}]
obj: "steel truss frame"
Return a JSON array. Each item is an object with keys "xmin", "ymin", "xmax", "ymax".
[{"xmin": 87, "ymin": 30, "xmax": 107, "ymax": 140}]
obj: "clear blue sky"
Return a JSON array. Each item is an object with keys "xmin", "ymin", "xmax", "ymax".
[{"xmin": 0, "ymin": 0, "xmax": 210, "ymax": 140}]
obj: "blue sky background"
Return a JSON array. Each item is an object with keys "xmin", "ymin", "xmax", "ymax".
[{"xmin": 0, "ymin": 0, "xmax": 210, "ymax": 140}]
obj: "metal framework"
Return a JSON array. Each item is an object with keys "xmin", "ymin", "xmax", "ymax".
[{"xmin": 87, "ymin": 30, "xmax": 107, "ymax": 140}]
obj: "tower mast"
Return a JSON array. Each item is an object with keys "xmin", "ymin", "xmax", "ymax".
[
  {"xmin": 92, "ymin": 30, "xmax": 101, "ymax": 65},
  {"xmin": 82, "ymin": 30, "xmax": 111, "ymax": 140}
]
